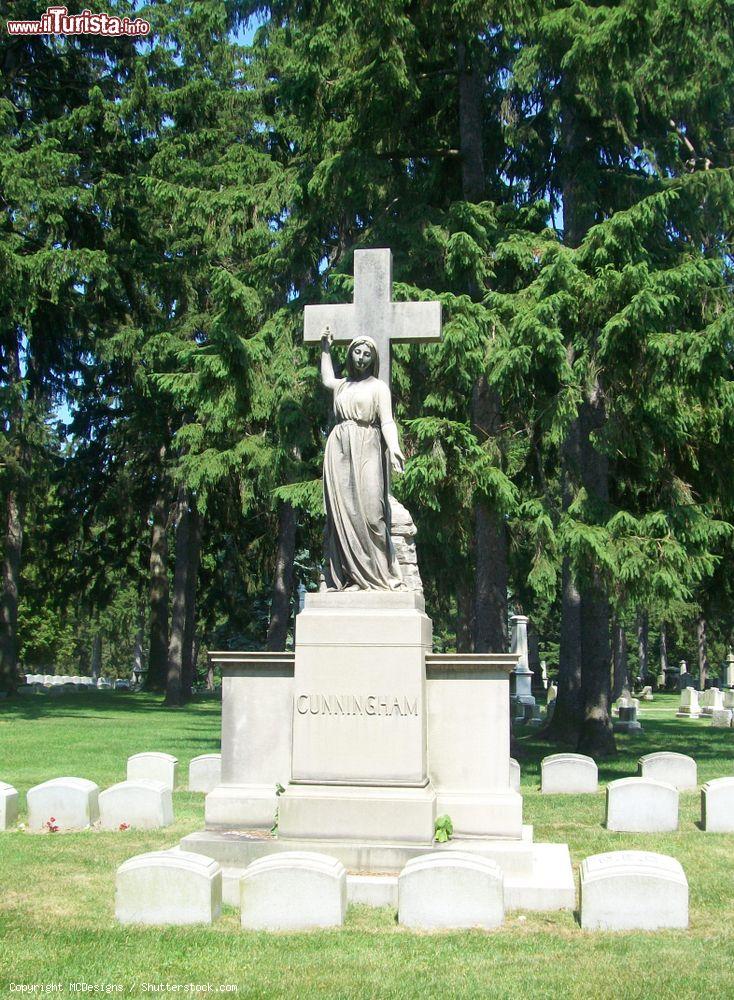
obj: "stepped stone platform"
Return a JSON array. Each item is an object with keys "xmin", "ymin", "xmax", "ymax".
[
  {"xmin": 180, "ymin": 827, "xmax": 574, "ymax": 912},
  {"xmin": 181, "ymin": 590, "xmax": 575, "ymax": 914}
]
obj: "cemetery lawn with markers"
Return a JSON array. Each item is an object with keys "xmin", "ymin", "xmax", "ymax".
[{"xmin": 1, "ymin": 692, "xmax": 733, "ymax": 1000}]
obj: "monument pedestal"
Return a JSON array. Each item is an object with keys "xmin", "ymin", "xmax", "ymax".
[
  {"xmin": 184, "ymin": 593, "xmax": 574, "ymax": 912},
  {"xmin": 278, "ymin": 785, "xmax": 436, "ymax": 842},
  {"xmin": 280, "ymin": 591, "xmax": 437, "ymax": 843}
]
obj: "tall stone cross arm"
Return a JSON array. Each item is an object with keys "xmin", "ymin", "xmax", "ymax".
[{"xmin": 303, "ymin": 248, "xmax": 442, "ymax": 388}]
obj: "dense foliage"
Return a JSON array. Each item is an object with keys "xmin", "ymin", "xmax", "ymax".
[{"xmin": 1, "ymin": 0, "xmax": 732, "ymax": 751}]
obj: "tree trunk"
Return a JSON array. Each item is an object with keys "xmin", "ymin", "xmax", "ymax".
[
  {"xmin": 612, "ymin": 618, "xmax": 629, "ymax": 700},
  {"xmin": 542, "ymin": 419, "xmax": 582, "ymax": 743},
  {"xmin": 0, "ymin": 489, "xmax": 23, "ymax": 694},
  {"xmin": 91, "ymin": 630, "xmax": 102, "ymax": 681},
  {"xmin": 559, "ymin": 91, "xmax": 615, "ymax": 756},
  {"xmin": 543, "ymin": 557, "xmax": 583, "ymax": 742},
  {"xmin": 697, "ymin": 614, "xmax": 709, "ymax": 690},
  {"xmin": 456, "ymin": 578, "xmax": 474, "ymax": 652},
  {"xmin": 181, "ymin": 501, "xmax": 201, "ymax": 700},
  {"xmin": 266, "ymin": 501, "xmax": 298, "ymax": 651},
  {"xmin": 659, "ymin": 621, "xmax": 668, "ymax": 687},
  {"xmin": 165, "ymin": 485, "xmax": 192, "ymax": 707},
  {"xmin": 0, "ymin": 333, "xmax": 24, "ymax": 695},
  {"xmin": 457, "ymin": 40, "xmax": 484, "ymax": 203},
  {"xmin": 146, "ymin": 484, "xmax": 169, "ymax": 690},
  {"xmin": 457, "ymin": 38, "xmax": 509, "ymax": 656},
  {"xmin": 637, "ymin": 609, "xmax": 649, "ymax": 682},
  {"xmin": 528, "ymin": 621, "xmax": 542, "ymax": 689},
  {"xmin": 473, "ymin": 497, "xmax": 508, "ymax": 652},
  {"xmin": 577, "ymin": 397, "xmax": 615, "ymax": 756},
  {"xmin": 133, "ymin": 627, "xmax": 143, "ymax": 684}
]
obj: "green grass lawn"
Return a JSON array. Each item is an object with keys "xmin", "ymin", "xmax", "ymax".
[{"xmin": 1, "ymin": 691, "xmax": 733, "ymax": 999}]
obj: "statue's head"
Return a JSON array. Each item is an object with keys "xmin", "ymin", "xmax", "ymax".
[{"xmin": 346, "ymin": 336, "xmax": 379, "ymax": 379}]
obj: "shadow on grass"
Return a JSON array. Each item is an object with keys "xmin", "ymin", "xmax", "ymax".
[{"xmin": 0, "ymin": 692, "xmax": 222, "ymax": 723}]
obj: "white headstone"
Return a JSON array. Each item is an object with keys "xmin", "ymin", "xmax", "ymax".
[
  {"xmin": 701, "ymin": 777, "xmax": 734, "ymax": 832},
  {"xmin": 127, "ymin": 752, "xmax": 178, "ymax": 790},
  {"xmin": 0, "ymin": 781, "xmax": 19, "ymax": 830},
  {"xmin": 547, "ymin": 683, "xmax": 557, "ymax": 706},
  {"xmin": 541, "ymin": 753, "xmax": 598, "ymax": 794},
  {"xmin": 116, "ymin": 850, "xmax": 221, "ymax": 925},
  {"xmin": 188, "ymin": 753, "xmax": 222, "ymax": 793},
  {"xmin": 605, "ymin": 777, "xmax": 678, "ymax": 832},
  {"xmin": 99, "ymin": 780, "xmax": 173, "ymax": 830},
  {"xmin": 580, "ymin": 851, "xmax": 688, "ymax": 931},
  {"xmin": 638, "ymin": 752, "xmax": 697, "ymax": 790},
  {"xmin": 711, "ymin": 708, "xmax": 733, "ymax": 729},
  {"xmin": 240, "ymin": 852, "xmax": 346, "ymax": 930},
  {"xmin": 677, "ymin": 688, "xmax": 701, "ymax": 718},
  {"xmin": 701, "ymin": 687, "xmax": 724, "ymax": 716},
  {"xmin": 398, "ymin": 851, "xmax": 504, "ymax": 930},
  {"xmin": 509, "ymin": 757, "xmax": 521, "ymax": 793},
  {"xmin": 27, "ymin": 777, "xmax": 100, "ymax": 831}
]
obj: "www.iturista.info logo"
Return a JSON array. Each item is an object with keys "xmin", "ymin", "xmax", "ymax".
[{"xmin": 6, "ymin": 6, "xmax": 151, "ymax": 36}]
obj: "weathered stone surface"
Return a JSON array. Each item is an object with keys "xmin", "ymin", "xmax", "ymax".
[
  {"xmin": 426, "ymin": 652, "xmax": 522, "ymax": 839},
  {"xmin": 240, "ymin": 851, "xmax": 346, "ymax": 930},
  {"xmin": 638, "ymin": 752, "xmax": 697, "ymax": 790},
  {"xmin": 398, "ymin": 851, "xmax": 504, "ymax": 930},
  {"xmin": 188, "ymin": 753, "xmax": 222, "ymax": 793},
  {"xmin": 116, "ymin": 850, "xmax": 221, "ymax": 925},
  {"xmin": 701, "ymin": 777, "xmax": 734, "ymax": 832},
  {"xmin": 580, "ymin": 851, "xmax": 688, "ymax": 931},
  {"xmin": 677, "ymin": 688, "xmax": 701, "ymax": 718},
  {"xmin": 99, "ymin": 780, "xmax": 173, "ymax": 830},
  {"xmin": 127, "ymin": 752, "xmax": 178, "ymax": 790},
  {"xmin": 605, "ymin": 778, "xmax": 678, "ymax": 832},
  {"xmin": 614, "ymin": 704, "xmax": 643, "ymax": 734},
  {"xmin": 205, "ymin": 652, "xmax": 293, "ymax": 830},
  {"xmin": 711, "ymin": 708, "xmax": 732, "ymax": 729},
  {"xmin": 701, "ymin": 688, "xmax": 724, "ymax": 717},
  {"xmin": 27, "ymin": 777, "xmax": 100, "ymax": 830},
  {"xmin": 509, "ymin": 758, "xmax": 521, "ymax": 793},
  {"xmin": 541, "ymin": 754, "xmax": 598, "ymax": 794},
  {"xmin": 0, "ymin": 781, "xmax": 18, "ymax": 830}
]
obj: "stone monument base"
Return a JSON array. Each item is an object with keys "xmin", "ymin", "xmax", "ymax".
[
  {"xmin": 277, "ymin": 783, "xmax": 437, "ymax": 842},
  {"xmin": 179, "ymin": 827, "xmax": 575, "ymax": 912},
  {"xmin": 190, "ymin": 592, "xmax": 575, "ymax": 915}
]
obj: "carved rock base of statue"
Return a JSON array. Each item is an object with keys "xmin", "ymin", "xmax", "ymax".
[
  {"xmin": 389, "ymin": 496, "xmax": 423, "ymax": 593},
  {"xmin": 182, "ymin": 593, "xmax": 575, "ymax": 913}
]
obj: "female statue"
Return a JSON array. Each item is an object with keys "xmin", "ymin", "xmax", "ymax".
[{"xmin": 320, "ymin": 328, "xmax": 406, "ymax": 591}]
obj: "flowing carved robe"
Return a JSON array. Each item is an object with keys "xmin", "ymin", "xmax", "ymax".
[{"xmin": 323, "ymin": 376, "xmax": 403, "ymax": 590}]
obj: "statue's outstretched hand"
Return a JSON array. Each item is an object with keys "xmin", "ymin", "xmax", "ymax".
[
  {"xmin": 390, "ymin": 448, "xmax": 405, "ymax": 474},
  {"xmin": 321, "ymin": 326, "xmax": 334, "ymax": 347}
]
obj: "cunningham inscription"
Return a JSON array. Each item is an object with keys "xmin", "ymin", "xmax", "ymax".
[{"xmin": 296, "ymin": 694, "xmax": 418, "ymax": 717}]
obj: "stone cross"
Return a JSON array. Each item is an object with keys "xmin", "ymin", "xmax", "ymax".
[{"xmin": 303, "ymin": 248, "xmax": 442, "ymax": 387}]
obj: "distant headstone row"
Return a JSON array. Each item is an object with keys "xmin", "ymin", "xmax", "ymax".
[
  {"xmin": 18, "ymin": 674, "xmax": 131, "ymax": 693},
  {"xmin": 114, "ymin": 847, "xmax": 689, "ymax": 932},
  {"xmin": 677, "ymin": 687, "xmax": 734, "ymax": 728},
  {"xmin": 0, "ymin": 752, "xmax": 221, "ymax": 832}
]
